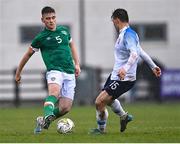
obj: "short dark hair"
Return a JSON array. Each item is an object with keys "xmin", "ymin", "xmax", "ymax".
[
  {"xmin": 111, "ymin": 8, "xmax": 129, "ymax": 22},
  {"xmin": 41, "ymin": 6, "xmax": 55, "ymax": 15}
]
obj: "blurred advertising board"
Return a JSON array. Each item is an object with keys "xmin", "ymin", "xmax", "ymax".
[{"xmin": 161, "ymin": 69, "xmax": 180, "ymax": 99}]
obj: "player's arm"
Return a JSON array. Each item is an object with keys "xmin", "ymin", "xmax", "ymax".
[
  {"xmin": 119, "ymin": 51, "xmax": 138, "ymax": 80},
  {"xmin": 69, "ymin": 40, "xmax": 81, "ymax": 77},
  {"xmin": 15, "ymin": 47, "xmax": 35, "ymax": 83},
  {"xmin": 140, "ymin": 47, "xmax": 161, "ymax": 77}
]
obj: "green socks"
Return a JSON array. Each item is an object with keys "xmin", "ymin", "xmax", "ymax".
[
  {"xmin": 44, "ymin": 95, "xmax": 58, "ymax": 118},
  {"xmin": 53, "ymin": 107, "xmax": 61, "ymax": 118}
]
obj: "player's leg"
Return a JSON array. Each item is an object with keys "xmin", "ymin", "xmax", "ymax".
[
  {"xmin": 41, "ymin": 91, "xmax": 73, "ymax": 131},
  {"xmin": 34, "ymin": 83, "xmax": 60, "ymax": 134},
  {"xmin": 109, "ymin": 99, "xmax": 126, "ymax": 116},
  {"xmin": 43, "ymin": 83, "xmax": 60, "ymax": 126},
  {"xmin": 96, "ymin": 91, "xmax": 112, "ymax": 132},
  {"xmin": 53, "ymin": 73, "xmax": 75, "ymax": 118},
  {"xmin": 107, "ymin": 80, "xmax": 135, "ymax": 132},
  {"xmin": 34, "ymin": 71, "xmax": 62, "ymax": 134},
  {"xmin": 90, "ymin": 75, "xmax": 112, "ymax": 134},
  {"xmin": 57, "ymin": 97, "xmax": 73, "ymax": 117},
  {"xmin": 108, "ymin": 99, "xmax": 133, "ymax": 132},
  {"xmin": 90, "ymin": 90, "xmax": 112, "ymax": 134}
]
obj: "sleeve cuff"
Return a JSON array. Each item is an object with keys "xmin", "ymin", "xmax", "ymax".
[{"xmin": 30, "ymin": 46, "xmax": 39, "ymax": 52}]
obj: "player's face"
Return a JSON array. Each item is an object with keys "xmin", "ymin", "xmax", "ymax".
[{"xmin": 42, "ymin": 13, "xmax": 56, "ymax": 31}]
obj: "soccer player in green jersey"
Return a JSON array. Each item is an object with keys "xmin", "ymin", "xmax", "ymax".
[{"xmin": 15, "ymin": 6, "xmax": 81, "ymax": 134}]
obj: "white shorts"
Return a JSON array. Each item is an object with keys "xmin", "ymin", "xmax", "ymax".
[{"xmin": 46, "ymin": 70, "xmax": 76, "ymax": 100}]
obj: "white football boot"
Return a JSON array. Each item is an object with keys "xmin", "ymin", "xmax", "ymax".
[{"xmin": 34, "ymin": 116, "xmax": 44, "ymax": 134}]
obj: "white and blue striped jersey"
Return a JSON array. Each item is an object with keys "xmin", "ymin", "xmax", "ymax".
[
  {"xmin": 111, "ymin": 26, "xmax": 157, "ymax": 81},
  {"xmin": 111, "ymin": 26, "xmax": 141, "ymax": 81}
]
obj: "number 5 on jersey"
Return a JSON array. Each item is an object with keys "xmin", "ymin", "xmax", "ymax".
[{"xmin": 55, "ymin": 36, "xmax": 62, "ymax": 43}]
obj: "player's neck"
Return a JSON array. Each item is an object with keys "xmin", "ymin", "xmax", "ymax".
[
  {"xmin": 119, "ymin": 23, "xmax": 129, "ymax": 32},
  {"xmin": 46, "ymin": 25, "xmax": 56, "ymax": 31},
  {"xmin": 119, "ymin": 23, "xmax": 129, "ymax": 30}
]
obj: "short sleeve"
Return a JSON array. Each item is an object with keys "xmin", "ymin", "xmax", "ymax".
[
  {"xmin": 31, "ymin": 35, "xmax": 41, "ymax": 52},
  {"xmin": 63, "ymin": 26, "xmax": 72, "ymax": 43},
  {"xmin": 69, "ymin": 37, "xmax": 72, "ymax": 43}
]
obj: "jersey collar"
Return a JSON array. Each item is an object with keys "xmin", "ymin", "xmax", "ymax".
[
  {"xmin": 44, "ymin": 26, "xmax": 57, "ymax": 32},
  {"xmin": 119, "ymin": 25, "xmax": 129, "ymax": 33}
]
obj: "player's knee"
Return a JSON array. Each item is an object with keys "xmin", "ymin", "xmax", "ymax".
[
  {"xmin": 49, "ymin": 91, "xmax": 59, "ymax": 97},
  {"xmin": 95, "ymin": 98, "xmax": 100, "ymax": 106},
  {"xmin": 95, "ymin": 98, "xmax": 104, "ymax": 108}
]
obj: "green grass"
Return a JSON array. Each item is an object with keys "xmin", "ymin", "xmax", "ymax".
[{"xmin": 0, "ymin": 102, "xmax": 180, "ymax": 143}]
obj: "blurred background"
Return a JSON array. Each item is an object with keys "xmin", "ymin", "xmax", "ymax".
[{"xmin": 0, "ymin": 0, "xmax": 180, "ymax": 107}]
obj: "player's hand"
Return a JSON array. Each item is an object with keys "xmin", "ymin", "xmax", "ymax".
[
  {"xmin": 75, "ymin": 64, "xmax": 81, "ymax": 77},
  {"xmin": 152, "ymin": 67, "xmax": 161, "ymax": 77},
  {"xmin": 118, "ymin": 67, "xmax": 126, "ymax": 80},
  {"xmin": 15, "ymin": 75, "xmax": 21, "ymax": 84}
]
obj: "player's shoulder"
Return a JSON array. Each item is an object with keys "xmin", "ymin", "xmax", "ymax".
[
  {"xmin": 124, "ymin": 27, "xmax": 138, "ymax": 39},
  {"xmin": 57, "ymin": 25, "xmax": 70, "ymax": 32},
  {"xmin": 125, "ymin": 27, "xmax": 137, "ymax": 36},
  {"xmin": 33, "ymin": 28, "xmax": 47, "ymax": 40}
]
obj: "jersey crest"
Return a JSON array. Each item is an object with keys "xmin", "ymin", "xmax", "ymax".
[{"xmin": 61, "ymin": 30, "xmax": 68, "ymax": 35}]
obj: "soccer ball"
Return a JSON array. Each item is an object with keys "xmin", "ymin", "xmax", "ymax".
[{"xmin": 57, "ymin": 118, "xmax": 75, "ymax": 134}]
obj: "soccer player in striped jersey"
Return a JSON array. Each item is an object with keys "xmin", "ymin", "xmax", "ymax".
[
  {"xmin": 90, "ymin": 8, "xmax": 161, "ymax": 134},
  {"xmin": 15, "ymin": 6, "xmax": 81, "ymax": 134}
]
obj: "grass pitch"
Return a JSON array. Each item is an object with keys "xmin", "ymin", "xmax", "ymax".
[{"xmin": 0, "ymin": 102, "xmax": 180, "ymax": 143}]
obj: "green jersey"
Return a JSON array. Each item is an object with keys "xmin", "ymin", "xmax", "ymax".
[{"xmin": 31, "ymin": 26, "xmax": 75, "ymax": 74}]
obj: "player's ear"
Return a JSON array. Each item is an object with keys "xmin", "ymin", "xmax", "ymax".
[{"xmin": 41, "ymin": 17, "xmax": 44, "ymax": 23}]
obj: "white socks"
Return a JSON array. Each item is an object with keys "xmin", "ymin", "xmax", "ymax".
[
  {"xmin": 96, "ymin": 99, "xmax": 127, "ymax": 131},
  {"xmin": 96, "ymin": 108, "xmax": 109, "ymax": 131},
  {"xmin": 110, "ymin": 99, "xmax": 126, "ymax": 117}
]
